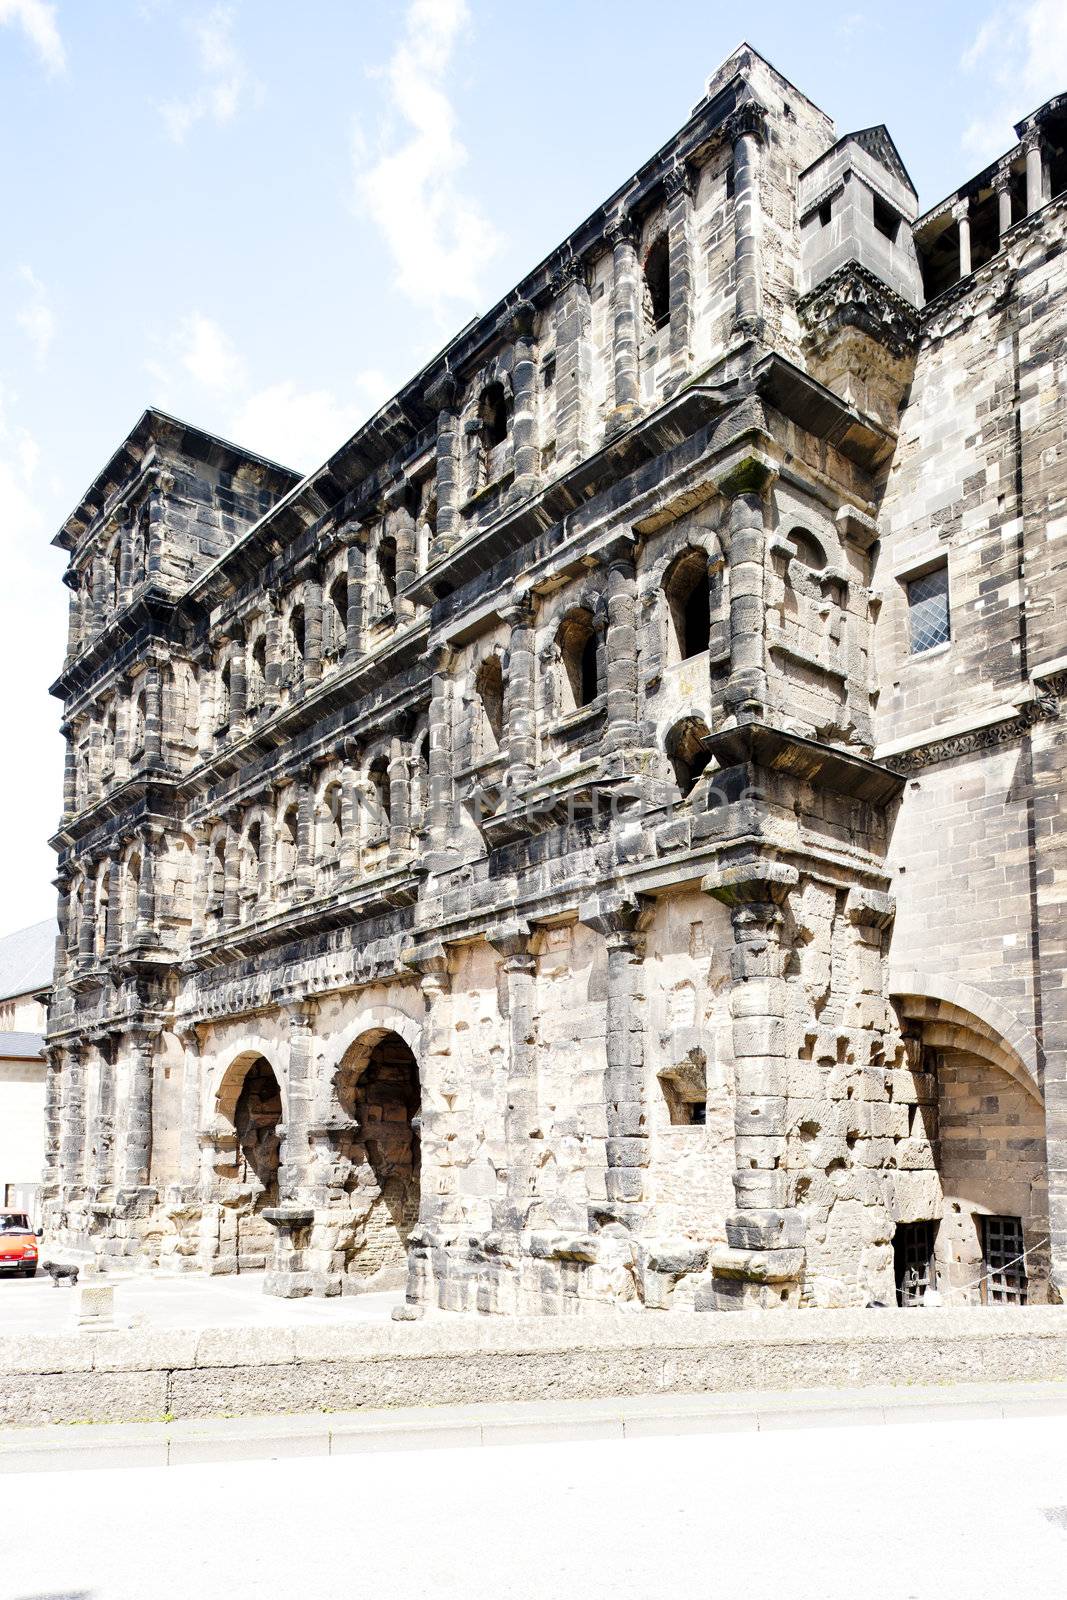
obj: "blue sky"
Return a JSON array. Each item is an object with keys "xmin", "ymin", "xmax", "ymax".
[{"xmin": 1, "ymin": 0, "xmax": 1063, "ymax": 932}]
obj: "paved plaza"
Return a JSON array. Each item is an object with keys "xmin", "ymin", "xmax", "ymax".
[{"xmin": 0, "ymin": 1270, "xmax": 403, "ymax": 1333}]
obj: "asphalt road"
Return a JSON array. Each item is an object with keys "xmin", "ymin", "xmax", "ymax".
[{"xmin": 4, "ymin": 1411, "xmax": 1066, "ymax": 1600}]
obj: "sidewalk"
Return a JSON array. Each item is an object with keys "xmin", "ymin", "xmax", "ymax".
[{"xmin": 4, "ymin": 1379, "xmax": 1067, "ymax": 1473}]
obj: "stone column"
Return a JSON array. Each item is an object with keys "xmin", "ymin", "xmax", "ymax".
[
  {"xmin": 136, "ymin": 828, "xmax": 157, "ymax": 939},
  {"xmin": 144, "ymin": 662, "xmax": 163, "ymax": 764},
  {"xmin": 1023, "ymin": 125, "xmax": 1046, "ymax": 214},
  {"xmin": 994, "ymin": 166, "xmax": 1013, "ymax": 241},
  {"xmin": 122, "ymin": 1029, "xmax": 156, "ymax": 1192},
  {"xmin": 296, "ymin": 778, "xmax": 315, "ymax": 899},
  {"xmin": 727, "ymin": 101, "xmax": 767, "ymax": 339},
  {"xmin": 703, "ymin": 857, "xmax": 805, "ymax": 1309},
  {"xmin": 304, "ymin": 570, "xmax": 323, "ymax": 683},
  {"xmin": 953, "ymin": 198, "xmax": 972, "ymax": 279},
  {"xmin": 346, "ymin": 534, "xmax": 367, "ymax": 657},
  {"xmin": 579, "ymin": 896, "xmax": 649, "ymax": 1226},
  {"xmin": 384, "ymin": 490, "xmax": 418, "ymax": 617},
  {"xmin": 280, "ymin": 1003, "xmax": 316, "ymax": 1203},
  {"xmin": 488, "ymin": 925, "xmax": 540, "ymax": 1228},
  {"xmin": 264, "ymin": 593, "xmax": 283, "ymax": 709},
  {"xmin": 721, "ymin": 460, "xmax": 774, "ymax": 723},
  {"xmin": 78, "ymin": 871, "xmax": 95, "ymax": 966},
  {"xmin": 60, "ymin": 1046, "xmax": 86, "ymax": 1198},
  {"xmin": 228, "ymin": 633, "xmax": 247, "ymax": 726},
  {"xmin": 62, "ymin": 728, "xmax": 77, "ymax": 818},
  {"xmin": 507, "ymin": 300, "xmax": 539, "ymax": 495},
  {"xmin": 427, "ymin": 645, "xmax": 457, "ymax": 850},
  {"xmin": 502, "ymin": 593, "xmax": 536, "ymax": 799},
  {"xmin": 607, "ymin": 214, "xmax": 641, "ymax": 431},
  {"xmin": 603, "ymin": 537, "xmax": 640, "ymax": 756},
  {"xmin": 104, "ymin": 854, "xmax": 121, "ymax": 955},
  {"xmin": 90, "ymin": 1038, "xmax": 116, "ymax": 1196},
  {"xmin": 174, "ymin": 1024, "xmax": 203, "ymax": 1202},
  {"xmin": 222, "ymin": 817, "xmax": 239, "ymax": 930},
  {"xmin": 42, "ymin": 1046, "xmax": 63, "ymax": 1204},
  {"xmin": 388, "ymin": 737, "xmax": 411, "ymax": 857},
  {"xmin": 551, "ymin": 255, "xmax": 592, "ymax": 469},
  {"xmin": 664, "ymin": 163, "xmax": 696, "ymax": 393},
  {"xmin": 192, "ymin": 828, "xmax": 211, "ymax": 938},
  {"xmin": 427, "ymin": 373, "xmax": 461, "ymax": 557}
]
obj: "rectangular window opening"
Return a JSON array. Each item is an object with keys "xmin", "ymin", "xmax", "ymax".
[
  {"xmin": 818, "ymin": 200, "xmax": 832, "ymax": 227},
  {"xmin": 906, "ymin": 563, "xmax": 950, "ymax": 654},
  {"xmin": 894, "ymin": 1220, "xmax": 937, "ymax": 1307},
  {"xmin": 873, "ymin": 194, "xmax": 901, "ymax": 243}
]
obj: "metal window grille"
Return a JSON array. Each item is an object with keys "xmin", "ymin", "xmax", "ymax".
[
  {"xmin": 907, "ymin": 565, "xmax": 950, "ymax": 653},
  {"xmin": 981, "ymin": 1215, "xmax": 1028, "ymax": 1305},
  {"xmin": 894, "ymin": 1220, "xmax": 937, "ymax": 1307}
]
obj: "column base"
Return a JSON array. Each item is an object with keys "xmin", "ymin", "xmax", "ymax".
[{"xmin": 700, "ymin": 1244, "xmax": 806, "ymax": 1311}]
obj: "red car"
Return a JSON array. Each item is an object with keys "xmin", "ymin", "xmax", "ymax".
[{"xmin": 0, "ymin": 1210, "xmax": 40, "ymax": 1277}]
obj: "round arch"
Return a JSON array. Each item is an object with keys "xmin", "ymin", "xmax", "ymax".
[{"xmin": 889, "ymin": 972, "xmax": 1042, "ymax": 1106}]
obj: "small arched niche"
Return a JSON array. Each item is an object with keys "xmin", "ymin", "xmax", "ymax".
[{"xmin": 665, "ymin": 716, "xmax": 712, "ymax": 799}]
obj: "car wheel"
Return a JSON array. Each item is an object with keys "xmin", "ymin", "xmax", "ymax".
[{"xmin": 20, "ymin": 1265, "xmax": 36, "ymax": 1278}]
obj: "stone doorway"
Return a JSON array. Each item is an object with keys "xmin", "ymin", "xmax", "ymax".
[
  {"xmin": 228, "ymin": 1055, "xmax": 282, "ymax": 1272},
  {"xmin": 335, "ymin": 1030, "xmax": 421, "ymax": 1286}
]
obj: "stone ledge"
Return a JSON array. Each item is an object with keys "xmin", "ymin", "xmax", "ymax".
[{"xmin": 2, "ymin": 1307, "xmax": 1067, "ymax": 1428}]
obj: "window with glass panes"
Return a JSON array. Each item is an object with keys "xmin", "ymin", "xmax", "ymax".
[{"xmin": 906, "ymin": 564, "xmax": 950, "ymax": 654}]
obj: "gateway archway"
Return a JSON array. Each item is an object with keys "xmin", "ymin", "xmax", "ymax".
[
  {"xmin": 215, "ymin": 1052, "xmax": 283, "ymax": 1272},
  {"xmin": 335, "ymin": 1029, "xmax": 421, "ymax": 1284}
]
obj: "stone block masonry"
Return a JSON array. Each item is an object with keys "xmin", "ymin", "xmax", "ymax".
[{"xmin": 43, "ymin": 44, "xmax": 1067, "ymax": 1315}]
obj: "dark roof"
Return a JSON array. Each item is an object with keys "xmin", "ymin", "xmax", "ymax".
[
  {"xmin": 799, "ymin": 124, "xmax": 916, "ymax": 196},
  {"xmin": 0, "ymin": 1031, "xmax": 45, "ymax": 1061},
  {"xmin": 0, "ymin": 920, "xmax": 56, "ymax": 1002}
]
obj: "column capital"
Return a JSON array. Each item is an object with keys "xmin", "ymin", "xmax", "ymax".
[
  {"xmin": 598, "ymin": 533, "xmax": 639, "ymax": 570},
  {"xmin": 951, "ymin": 196, "xmax": 971, "ymax": 223},
  {"xmin": 578, "ymin": 892, "xmax": 650, "ymax": 948},
  {"xmin": 285, "ymin": 1001, "xmax": 315, "ymax": 1034},
  {"xmin": 992, "ymin": 164, "xmax": 1014, "ymax": 196},
  {"xmin": 605, "ymin": 211, "xmax": 639, "ymax": 249},
  {"xmin": 724, "ymin": 99, "xmax": 768, "ymax": 146},
  {"xmin": 550, "ymin": 251, "xmax": 589, "ymax": 295},
  {"xmin": 715, "ymin": 452, "xmax": 777, "ymax": 502},
  {"xmin": 499, "ymin": 588, "xmax": 535, "ymax": 628},
  {"xmin": 425, "ymin": 369, "xmax": 461, "ymax": 413},
  {"xmin": 486, "ymin": 920, "xmax": 535, "ymax": 965},
  {"xmin": 501, "ymin": 296, "xmax": 536, "ymax": 341},
  {"xmin": 1020, "ymin": 121, "xmax": 1046, "ymax": 155},
  {"xmin": 702, "ymin": 856, "xmax": 798, "ymax": 909},
  {"xmin": 663, "ymin": 161, "xmax": 695, "ymax": 201}
]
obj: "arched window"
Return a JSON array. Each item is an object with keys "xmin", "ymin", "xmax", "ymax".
[
  {"xmin": 475, "ymin": 655, "xmax": 504, "ymax": 751},
  {"xmin": 377, "ymin": 537, "xmax": 397, "ymax": 610},
  {"xmin": 277, "ymin": 802, "xmax": 299, "ymax": 883},
  {"xmin": 664, "ymin": 548, "xmax": 711, "ymax": 661},
  {"xmin": 665, "ymin": 717, "xmax": 712, "ymax": 798},
  {"xmin": 319, "ymin": 782, "xmax": 343, "ymax": 863},
  {"xmin": 556, "ymin": 608, "xmax": 599, "ymax": 712},
  {"xmin": 785, "ymin": 527, "xmax": 827, "ymax": 572},
  {"xmin": 330, "ymin": 574, "xmax": 349, "ymax": 651},
  {"xmin": 413, "ymin": 733, "xmax": 431, "ymax": 830},
  {"xmin": 130, "ymin": 691, "xmax": 146, "ymax": 760},
  {"xmin": 643, "ymin": 234, "xmax": 671, "ymax": 331},
  {"xmin": 248, "ymin": 635, "xmax": 267, "ymax": 709},
  {"xmin": 367, "ymin": 757, "xmax": 391, "ymax": 842},
  {"xmin": 289, "ymin": 605, "xmax": 306, "ymax": 661},
  {"xmin": 240, "ymin": 821, "xmax": 261, "ymax": 917},
  {"xmin": 480, "ymin": 381, "xmax": 510, "ymax": 449},
  {"xmin": 207, "ymin": 838, "xmax": 226, "ymax": 928}
]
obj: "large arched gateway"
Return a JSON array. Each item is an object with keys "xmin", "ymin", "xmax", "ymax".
[
  {"xmin": 331, "ymin": 1029, "xmax": 421, "ymax": 1287},
  {"xmin": 211, "ymin": 1052, "xmax": 284, "ymax": 1273}
]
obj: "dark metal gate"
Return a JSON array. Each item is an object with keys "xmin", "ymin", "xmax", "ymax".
[
  {"xmin": 894, "ymin": 1220, "xmax": 937, "ymax": 1306},
  {"xmin": 981, "ymin": 1215, "xmax": 1028, "ymax": 1305}
]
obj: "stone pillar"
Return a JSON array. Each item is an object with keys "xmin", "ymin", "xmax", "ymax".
[
  {"xmin": 78, "ymin": 873, "xmax": 94, "ymax": 966},
  {"xmin": 507, "ymin": 300, "xmax": 539, "ymax": 495},
  {"xmin": 721, "ymin": 461, "xmax": 774, "ymax": 723},
  {"xmin": 62, "ymin": 728, "xmax": 77, "ymax": 818},
  {"xmin": 385, "ymin": 491, "xmax": 417, "ymax": 617},
  {"xmin": 664, "ymin": 163, "xmax": 696, "ymax": 393},
  {"xmin": 346, "ymin": 534, "xmax": 367, "ymax": 656},
  {"xmin": 192, "ymin": 828, "xmax": 211, "ymax": 938},
  {"xmin": 91, "ymin": 550, "xmax": 107, "ymax": 633},
  {"xmin": 122, "ymin": 1030, "xmax": 156, "ymax": 1192},
  {"xmin": 994, "ymin": 166, "xmax": 1013, "ymax": 241},
  {"xmin": 703, "ymin": 857, "xmax": 805, "ymax": 1309},
  {"xmin": 551, "ymin": 255, "xmax": 592, "ymax": 470},
  {"xmin": 427, "ymin": 645, "xmax": 457, "ymax": 850},
  {"xmin": 136, "ymin": 829, "xmax": 156, "ymax": 938},
  {"xmin": 727, "ymin": 101, "xmax": 767, "ymax": 339},
  {"xmin": 296, "ymin": 779, "xmax": 315, "ymax": 898},
  {"xmin": 228, "ymin": 633, "xmax": 247, "ymax": 725},
  {"xmin": 488, "ymin": 925, "xmax": 540, "ymax": 1228},
  {"xmin": 388, "ymin": 737, "xmax": 410, "ymax": 857},
  {"xmin": 90, "ymin": 1039, "xmax": 116, "ymax": 1196},
  {"xmin": 603, "ymin": 537, "xmax": 640, "ymax": 756},
  {"xmin": 280, "ymin": 1003, "xmax": 315, "ymax": 1203},
  {"xmin": 953, "ymin": 198, "xmax": 972, "ymax": 279},
  {"xmin": 580, "ymin": 896, "xmax": 649, "ymax": 1226},
  {"xmin": 143, "ymin": 663, "xmax": 163, "ymax": 763},
  {"xmin": 304, "ymin": 571, "xmax": 323, "ymax": 683},
  {"xmin": 502, "ymin": 594, "xmax": 536, "ymax": 799},
  {"xmin": 222, "ymin": 818, "xmax": 239, "ymax": 929},
  {"xmin": 1023, "ymin": 125, "xmax": 1046, "ymax": 214},
  {"xmin": 428, "ymin": 373, "xmax": 461, "ymax": 557},
  {"xmin": 607, "ymin": 215, "xmax": 641, "ymax": 431},
  {"xmin": 104, "ymin": 854, "xmax": 121, "ymax": 955},
  {"xmin": 60, "ymin": 1047, "xmax": 86, "ymax": 1198},
  {"xmin": 174, "ymin": 1024, "xmax": 202, "ymax": 1202},
  {"xmin": 42, "ymin": 1046, "xmax": 63, "ymax": 1204},
  {"xmin": 264, "ymin": 594, "xmax": 283, "ymax": 709}
]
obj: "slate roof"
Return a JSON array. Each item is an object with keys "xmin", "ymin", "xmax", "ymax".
[
  {"xmin": 0, "ymin": 920, "xmax": 56, "ymax": 1003},
  {"xmin": 0, "ymin": 1032, "xmax": 45, "ymax": 1061}
]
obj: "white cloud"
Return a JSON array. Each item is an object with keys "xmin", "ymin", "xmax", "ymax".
[
  {"xmin": 0, "ymin": 0, "xmax": 65, "ymax": 76},
  {"xmin": 961, "ymin": 1, "xmax": 1067, "ymax": 160},
  {"xmin": 148, "ymin": 314, "xmax": 391, "ymax": 472},
  {"xmin": 160, "ymin": 5, "xmax": 261, "ymax": 143},
  {"xmin": 15, "ymin": 265, "xmax": 56, "ymax": 364},
  {"xmin": 352, "ymin": 0, "xmax": 502, "ymax": 317}
]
